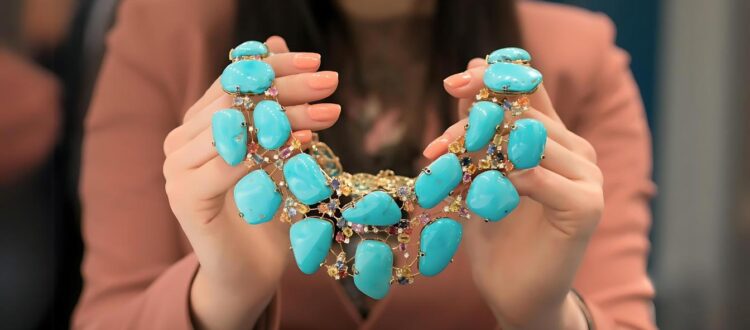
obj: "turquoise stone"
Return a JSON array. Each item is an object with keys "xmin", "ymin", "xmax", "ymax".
[
  {"xmin": 487, "ymin": 47, "xmax": 531, "ymax": 64},
  {"xmin": 465, "ymin": 101, "xmax": 505, "ymax": 152},
  {"xmin": 211, "ymin": 109, "xmax": 247, "ymax": 166},
  {"xmin": 419, "ymin": 218, "xmax": 463, "ymax": 277},
  {"xmin": 508, "ymin": 118, "xmax": 547, "ymax": 169},
  {"xmin": 221, "ymin": 60, "xmax": 275, "ymax": 94},
  {"xmin": 342, "ymin": 191, "xmax": 401, "ymax": 226},
  {"xmin": 230, "ymin": 40, "xmax": 269, "ymax": 59},
  {"xmin": 353, "ymin": 240, "xmax": 393, "ymax": 300},
  {"xmin": 466, "ymin": 170, "xmax": 520, "ymax": 222},
  {"xmin": 283, "ymin": 153, "xmax": 333, "ymax": 205},
  {"xmin": 289, "ymin": 217, "xmax": 333, "ymax": 274},
  {"xmin": 253, "ymin": 100, "xmax": 291, "ymax": 150},
  {"xmin": 414, "ymin": 153, "xmax": 462, "ymax": 208},
  {"xmin": 483, "ymin": 62, "xmax": 542, "ymax": 94},
  {"xmin": 234, "ymin": 169, "xmax": 282, "ymax": 224}
]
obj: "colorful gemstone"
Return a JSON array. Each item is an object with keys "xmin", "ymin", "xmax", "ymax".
[
  {"xmin": 414, "ymin": 153, "xmax": 463, "ymax": 208},
  {"xmin": 283, "ymin": 153, "xmax": 333, "ymax": 205},
  {"xmin": 466, "ymin": 170, "xmax": 520, "ymax": 222},
  {"xmin": 353, "ymin": 240, "xmax": 393, "ymax": 300},
  {"xmin": 508, "ymin": 118, "xmax": 547, "ymax": 169},
  {"xmin": 465, "ymin": 101, "xmax": 505, "ymax": 152},
  {"xmin": 221, "ymin": 60, "xmax": 275, "ymax": 94},
  {"xmin": 419, "ymin": 218, "xmax": 463, "ymax": 277},
  {"xmin": 230, "ymin": 40, "xmax": 269, "ymax": 59},
  {"xmin": 211, "ymin": 109, "xmax": 247, "ymax": 166},
  {"xmin": 342, "ymin": 191, "xmax": 401, "ymax": 226},
  {"xmin": 234, "ymin": 169, "xmax": 281, "ymax": 224},
  {"xmin": 483, "ymin": 62, "xmax": 542, "ymax": 94},
  {"xmin": 253, "ymin": 100, "xmax": 290, "ymax": 150},
  {"xmin": 487, "ymin": 47, "xmax": 531, "ymax": 64},
  {"xmin": 289, "ymin": 217, "xmax": 333, "ymax": 274}
]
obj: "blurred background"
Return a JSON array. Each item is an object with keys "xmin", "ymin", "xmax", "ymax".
[{"xmin": 0, "ymin": 0, "xmax": 747, "ymax": 328}]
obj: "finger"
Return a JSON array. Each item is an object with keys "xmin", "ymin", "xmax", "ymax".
[
  {"xmin": 443, "ymin": 66, "xmax": 485, "ymax": 98},
  {"xmin": 457, "ymin": 98, "xmax": 473, "ymax": 118},
  {"xmin": 539, "ymin": 138, "xmax": 601, "ymax": 182},
  {"xmin": 274, "ymin": 71, "xmax": 338, "ymax": 105},
  {"xmin": 467, "ymin": 57, "xmax": 486, "ymax": 69},
  {"xmin": 166, "ymin": 102, "xmax": 340, "ymax": 156},
  {"xmin": 264, "ymin": 52, "xmax": 321, "ymax": 77},
  {"xmin": 265, "ymin": 35, "xmax": 289, "ymax": 53},
  {"xmin": 190, "ymin": 155, "xmax": 250, "ymax": 198},
  {"xmin": 423, "ymin": 118, "xmax": 467, "ymax": 159},
  {"xmin": 507, "ymin": 166, "xmax": 587, "ymax": 212},
  {"xmin": 527, "ymin": 84, "xmax": 562, "ymax": 122}
]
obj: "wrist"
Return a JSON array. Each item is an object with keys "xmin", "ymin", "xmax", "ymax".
[{"xmin": 495, "ymin": 291, "xmax": 587, "ymax": 330}]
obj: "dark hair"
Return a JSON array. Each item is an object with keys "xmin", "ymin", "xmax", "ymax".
[{"xmin": 235, "ymin": 0, "xmax": 521, "ymax": 176}]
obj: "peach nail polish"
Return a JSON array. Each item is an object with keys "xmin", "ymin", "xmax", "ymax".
[
  {"xmin": 423, "ymin": 135, "xmax": 451, "ymax": 158},
  {"xmin": 292, "ymin": 53, "xmax": 321, "ymax": 69},
  {"xmin": 443, "ymin": 72, "xmax": 472, "ymax": 88},
  {"xmin": 308, "ymin": 71, "xmax": 338, "ymax": 90},
  {"xmin": 308, "ymin": 104, "xmax": 341, "ymax": 121}
]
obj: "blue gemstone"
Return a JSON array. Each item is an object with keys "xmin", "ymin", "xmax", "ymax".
[
  {"xmin": 508, "ymin": 118, "xmax": 547, "ymax": 169},
  {"xmin": 353, "ymin": 240, "xmax": 393, "ymax": 299},
  {"xmin": 211, "ymin": 109, "xmax": 247, "ymax": 166},
  {"xmin": 342, "ymin": 191, "xmax": 401, "ymax": 226},
  {"xmin": 487, "ymin": 47, "xmax": 531, "ymax": 64},
  {"xmin": 419, "ymin": 218, "xmax": 463, "ymax": 277},
  {"xmin": 234, "ymin": 169, "xmax": 282, "ymax": 224},
  {"xmin": 253, "ymin": 100, "xmax": 291, "ymax": 150},
  {"xmin": 230, "ymin": 40, "xmax": 269, "ymax": 59},
  {"xmin": 221, "ymin": 60, "xmax": 275, "ymax": 95},
  {"xmin": 466, "ymin": 170, "xmax": 519, "ymax": 222},
  {"xmin": 414, "ymin": 153, "xmax": 463, "ymax": 208},
  {"xmin": 483, "ymin": 62, "xmax": 542, "ymax": 94},
  {"xmin": 283, "ymin": 153, "xmax": 333, "ymax": 205},
  {"xmin": 465, "ymin": 101, "xmax": 505, "ymax": 152},
  {"xmin": 289, "ymin": 217, "xmax": 334, "ymax": 274}
]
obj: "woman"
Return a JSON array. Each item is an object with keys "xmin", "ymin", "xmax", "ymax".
[{"xmin": 73, "ymin": 0, "xmax": 655, "ymax": 329}]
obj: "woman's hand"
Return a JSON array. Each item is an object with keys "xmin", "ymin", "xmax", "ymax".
[
  {"xmin": 425, "ymin": 59, "xmax": 604, "ymax": 329},
  {"xmin": 162, "ymin": 36, "xmax": 341, "ymax": 329}
]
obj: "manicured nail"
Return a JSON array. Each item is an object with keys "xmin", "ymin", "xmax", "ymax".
[
  {"xmin": 423, "ymin": 135, "xmax": 451, "ymax": 158},
  {"xmin": 292, "ymin": 130, "xmax": 312, "ymax": 142},
  {"xmin": 293, "ymin": 53, "xmax": 321, "ymax": 69},
  {"xmin": 308, "ymin": 103, "xmax": 341, "ymax": 121},
  {"xmin": 443, "ymin": 72, "xmax": 472, "ymax": 88},
  {"xmin": 308, "ymin": 71, "xmax": 338, "ymax": 89}
]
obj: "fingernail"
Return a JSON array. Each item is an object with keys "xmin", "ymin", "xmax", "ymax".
[
  {"xmin": 443, "ymin": 71, "xmax": 472, "ymax": 88},
  {"xmin": 423, "ymin": 135, "xmax": 451, "ymax": 158},
  {"xmin": 292, "ymin": 53, "xmax": 321, "ymax": 69},
  {"xmin": 292, "ymin": 130, "xmax": 312, "ymax": 142},
  {"xmin": 308, "ymin": 71, "xmax": 338, "ymax": 90},
  {"xmin": 308, "ymin": 103, "xmax": 341, "ymax": 121}
]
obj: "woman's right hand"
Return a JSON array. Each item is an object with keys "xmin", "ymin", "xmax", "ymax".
[{"xmin": 161, "ymin": 36, "xmax": 341, "ymax": 329}]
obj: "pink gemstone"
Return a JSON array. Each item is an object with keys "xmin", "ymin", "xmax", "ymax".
[
  {"xmin": 335, "ymin": 232, "xmax": 345, "ymax": 243},
  {"xmin": 418, "ymin": 213, "xmax": 431, "ymax": 225},
  {"xmin": 279, "ymin": 147, "xmax": 292, "ymax": 159},
  {"xmin": 248, "ymin": 142, "xmax": 259, "ymax": 154},
  {"xmin": 265, "ymin": 86, "xmax": 279, "ymax": 97},
  {"xmin": 398, "ymin": 243, "xmax": 407, "ymax": 251},
  {"xmin": 462, "ymin": 172, "xmax": 472, "ymax": 183}
]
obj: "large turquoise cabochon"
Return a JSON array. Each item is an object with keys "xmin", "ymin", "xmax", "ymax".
[
  {"xmin": 234, "ymin": 169, "xmax": 282, "ymax": 224},
  {"xmin": 283, "ymin": 153, "xmax": 333, "ymax": 205},
  {"xmin": 465, "ymin": 101, "xmax": 505, "ymax": 152},
  {"xmin": 483, "ymin": 62, "xmax": 542, "ymax": 94},
  {"xmin": 289, "ymin": 217, "xmax": 333, "ymax": 274},
  {"xmin": 230, "ymin": 40, "xmax": 269, "ymax": 59},
  {"xmin": 419, "ymin": 218, "xmax": 463, "ymax": 277},
  {"xmin": 353, "ymin": 240, "xmax": 393, "ymax": 300},
  {"xmin": 466, "ymin": 170, "xmax": 520, "ymax": 222},
  {"xmin": 211, "ymin": 109, "xmax": 247, "ymax": 166},
  {"xmin": 508, "ymin": 118, "xmax": 547, "ymax": 169},
  {"xmin": 414, "ymin": 153, "xmax": 462, "ymax": 209},
  {"xmin": 342, "ymin": 191, "xmax": 401, "ymax": 226},
  {"xmin": 487, "ymin": 47, "xmax": 531, "ymax": 64},
  {"xmin": 253, "ymin": 100, "xmax": 291, "ymax": 150},
  {"xmin": 221, "ymin": 60, "xmax": 275, "ymax": 94}
]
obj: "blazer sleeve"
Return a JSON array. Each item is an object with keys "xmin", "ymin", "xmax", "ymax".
[
  {"xmin": 569, "ymin": 15, "xmax": 657, "ymax": 330},
  {"xmin": 72, "ymin": 0, "xmax": 234, "ymax": 328}
]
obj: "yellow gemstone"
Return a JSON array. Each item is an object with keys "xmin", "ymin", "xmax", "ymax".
[
  {"xmin": 403, "ymin": 201, "xmax": 414, "ymax": 212},
  {"xmin": 327, "ymin": 266, "xmax": 338, "ymax": 277},
  {"xmin": 479, "ymin": 158, "xmax": 491, "ymax": 169},
  {"xmin": 397, "ymin": 233, "xmax": 410, "ymax": 243},
  {"xmin": 466, "ymin": 163, "xmax": 477, "ymax": 174},
  {"xmin": 340, "ymin": 185, "xmax": 352, "ymax": 196},
  {"xmin": 291, "ymin": 139, "xmax": 302, "ymax": 150},
  {"xmin": 493, "ymin": 134, "xmax": 504, "ymax": 145},
  {"xmin": 296, "ymin": 204, "xmax": 309, "ymax": 214},
  {"xmin": 280, "ymin": 212, "xmax": 291, "ymax": 223},
  {"xmin": 343, "ymin": 227, "xmax": 353, "ymax": 237},
  {"xmin": 448, "ymin": 141, "xmax": 464, "ymax": 154},
  {"xmin": 478, "ymin": 88, "xmax": 490, "ymax": 100}
]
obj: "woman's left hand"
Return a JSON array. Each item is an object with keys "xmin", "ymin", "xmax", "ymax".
[{"xmin": 423, "ymin": 59, "xmax": 604, "ymax": 330}]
